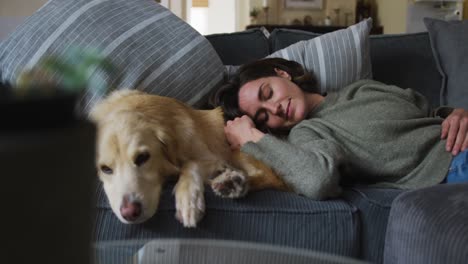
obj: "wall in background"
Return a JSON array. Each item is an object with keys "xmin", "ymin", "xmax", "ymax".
[
  {"xmin": 236, "ymin": 0, "xmax": 250, "ymax": 32},
  {"xmin": 0, "ymin": 0, "xmax": 48, "ymax": 39},
  {"xmin": 375, "ymin": 0, "xmax": 467, "ymax": 34},
  {"xmin": 375, "ymin": 0, "xmax": 407, "ymax": 34},
  {"xmin": 173, "ymin": 0, "xmax": 250, "ymax": 34},
  {"xmin": 0, "ymin": 0, "xmax": 48, "ymax": 16},
  {"xmin": 168, "ymin": 0, "xmax": 186, "ymax": 20},
  {"xmin": 187, "ymin": 0, "xmax": 236, "ymax": 35}
]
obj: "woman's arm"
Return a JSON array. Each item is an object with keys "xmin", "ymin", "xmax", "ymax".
[{"xmin": 224, "ymin": 116, "xmax": 343, "ymax": 199}]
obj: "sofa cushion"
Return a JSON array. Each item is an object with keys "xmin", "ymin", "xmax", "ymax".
[
  {"xmin": 269, "ymin": 29, "xmax": 320, "ymax": 52},
  {"xmin": 205, "ymin": 28, "xmax": 270, "ymax": 66},
  {"xmin": 384, "ymin": 183, "xmax": 468, "ymax": 264},
  {"xmin": 94, "ymin": 182, "xmax": 360, "ymax": 258},
  {"xmin": 0, "ymin": 0, "xmax": 224, "ymax": 112},
  {"xmin": 424, "ymin": 18, "xmax": 468, "ymax": 109},
  {"xmin": 369, "ymin": 32, "xmax": 442, "ymax": 108},
  {"xmin": 267, "ymin": 18, "xmax": 373, "ymax": 94},
  {"xmin": 342, "ymin": 187, "xmax": 403, "ymax": 264}
]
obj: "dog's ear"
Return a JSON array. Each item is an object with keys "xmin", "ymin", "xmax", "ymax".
[{"xmin": 153, "ymin": 127, "xmax": 179, "ymax": 167}]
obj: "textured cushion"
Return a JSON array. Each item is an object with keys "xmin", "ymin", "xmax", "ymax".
[
  {"xmin": 267, "ymin": 18, "xmax": 373, "ymax": 94},
  {"xmin": 384, "ymin": 183, "xmax": 468, "ymax": 264},
  {"xmin": 94, "ymin": 182, "xmax": 360, "ymax": 258},
  {"xmin": 0, "ymin": 0, "xmax": 224, "ymax": 112},
  {"xmin": 205, "ymin": 28, "xmax": 270, "ymax": 66},
  {"xmin": 424, "ymin": 18, "xmax": 468, "ymax": 109}
]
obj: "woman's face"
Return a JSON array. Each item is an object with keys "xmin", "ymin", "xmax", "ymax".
[{"xmin": 238, "ymin": 72, "xmax": 311, "ymax": 130}]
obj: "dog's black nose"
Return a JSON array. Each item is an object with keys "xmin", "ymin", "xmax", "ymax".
[{"xmin": 120, "ymin": 196, "xmax": 142, "ymax": 222}]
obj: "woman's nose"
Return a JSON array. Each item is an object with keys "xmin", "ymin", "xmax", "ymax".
[{"xmin": 263, "ymin": 101, "xmax": 281, "ymax": 115}]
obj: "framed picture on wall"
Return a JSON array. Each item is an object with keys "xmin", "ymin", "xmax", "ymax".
[{"xmin": 285, "ymin": 0, "xmax": 323, "ymax": 10}]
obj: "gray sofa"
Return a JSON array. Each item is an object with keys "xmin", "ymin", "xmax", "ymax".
[{"xmin": 94, "ymin": 28, "xmax": 468, "ymax": 264}]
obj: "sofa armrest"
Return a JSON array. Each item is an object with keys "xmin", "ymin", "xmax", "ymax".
[{"xmin": 384, "ymin": 183, "xmax": 468, "ymax": 264}]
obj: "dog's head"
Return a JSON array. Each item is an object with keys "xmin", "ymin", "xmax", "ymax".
[{"xmin": 90, "ymin": 90, "xmax": 179, "ymax": 224}]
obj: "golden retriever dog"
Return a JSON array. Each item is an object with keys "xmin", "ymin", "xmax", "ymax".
[{"xmin": 90, "ymin": 90, "xmax": 288, "ymax": 227}]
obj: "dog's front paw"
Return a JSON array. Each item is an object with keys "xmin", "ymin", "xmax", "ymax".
[
  {"xmin": 175, "ymin": 183, "xmax": 205, "ymax": 228},
  {"xmin": 211, "ymin": 167, "xmax": 249, "ymax": 198}
]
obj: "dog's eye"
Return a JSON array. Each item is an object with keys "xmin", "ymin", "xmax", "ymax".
[
  {"xmin": 134, "ymin": 152, "xmax": 150, "ymax": 167},
  {"xmin": 100, "ymin": 165, "xmax": 113, "ymax": 175}
]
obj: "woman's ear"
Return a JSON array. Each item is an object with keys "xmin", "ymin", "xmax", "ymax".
[{"xmin": 274, "ymin": 68, "xmax": 292, "ymax": 80}]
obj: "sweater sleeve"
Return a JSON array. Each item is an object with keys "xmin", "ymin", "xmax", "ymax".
[{"xmin": 241, "ymin": 128, "xmax": 344, "ymax": 200}]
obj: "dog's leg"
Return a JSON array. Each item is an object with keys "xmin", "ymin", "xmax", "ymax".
[
  {"xmin": 210, "ymin": 151, "xmax": 290, "ymax": 197},
  {"xmin": 233, "ymin": 151, "xmax": 291, "ymax": 192},
  {"xmin": 210, "ymin": 164, "xmax": 249, "ymax": 198},
  {"xmin": 174, "ymin": 161, "xmax": 205, "ymax": 228}
]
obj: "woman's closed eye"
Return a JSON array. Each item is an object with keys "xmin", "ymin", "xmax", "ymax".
[
  {"xmin": 261, "ymin": 85, "xmax": 273, "ymax": 101},
  {"xmin": 254, "ymin": 84, "xmax": 273, "ymax": 124}
]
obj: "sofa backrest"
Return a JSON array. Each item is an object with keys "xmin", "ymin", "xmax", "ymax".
[
  {"xmin": 205, "ymin": 29, "xmax": 270, "ymax": 66},
  {"xmin": 369, "ymin": 33, "xmax": 441, "ymax": 107},
  {"xmin": 206, "ymin": 29, "xmax": 442, "ymax": 107}
]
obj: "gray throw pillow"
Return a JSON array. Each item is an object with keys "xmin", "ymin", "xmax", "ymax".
[
  {"xmin": 424, "ymin": 18, "xmax": 468, "ymax": 109},
  {"xmin": 268, "ymin": 18, "xmax": 373, "ymax": 94},
  {"xmin": 0, "ymin": 0, "xmax": 224, "ymax": 112}
]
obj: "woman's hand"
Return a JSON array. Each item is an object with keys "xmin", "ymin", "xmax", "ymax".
[
  {"xmin": 441, "ymin": 108, "xmax": 468, "ymax": 155},
  {"xmin": 224, "ymin": 115, "xmax": 265, "ymax": 150}
]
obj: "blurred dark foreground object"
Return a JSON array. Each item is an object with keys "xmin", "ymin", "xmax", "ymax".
[
  {"xmin": 0, "ymin": 119, "xmax": 96, "ymax": 264},
  {"xmin": 0, "ymin": 82, "xmax": 78, "ymax": 130}
]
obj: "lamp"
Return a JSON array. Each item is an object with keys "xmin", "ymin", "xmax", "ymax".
[{"xmin": 262, "ymin": 0, "xmax": 269, "ymax": 24}]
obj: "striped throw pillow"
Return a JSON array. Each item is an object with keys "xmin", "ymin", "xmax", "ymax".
[
  {"xmin": 0, "ymin": 0, "xmax": 224, "ymax": 112},
  {"xmin": 268, "ymin": 18, "xmax": 373, "ymax": 94}
]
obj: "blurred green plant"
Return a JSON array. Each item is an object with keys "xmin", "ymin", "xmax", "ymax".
[
  {"xmin": 16, "ymin": 47, "xmax": 116, "ymax": 98},
  {"xmin": 250, "ymin": 7, "xmax": 260, "ymax": 18}
]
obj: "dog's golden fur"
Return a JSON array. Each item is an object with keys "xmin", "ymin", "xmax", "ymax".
[{"xmin": 90, "ymin": 90, "xmax": 288, "ymax": 227}]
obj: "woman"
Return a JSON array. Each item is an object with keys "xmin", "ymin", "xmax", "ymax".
[{"xmin": 212, "ymin": 58, "xmax": 468, "ymax": 199}]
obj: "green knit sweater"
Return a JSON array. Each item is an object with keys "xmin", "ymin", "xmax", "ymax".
[{"xmin": 241, "ymin": 80, "xmax": 453, "ymax": 199}]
